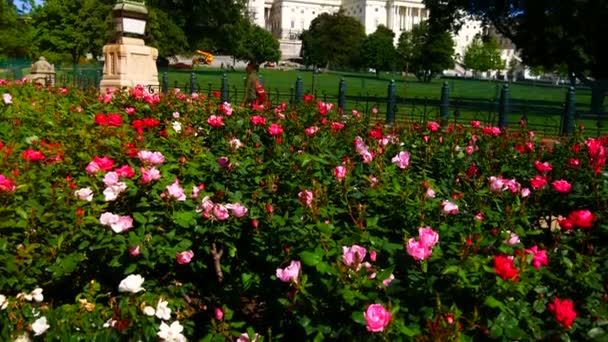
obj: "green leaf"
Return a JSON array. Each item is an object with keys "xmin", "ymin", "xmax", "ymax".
[
  {"xmin": 442, "ymin": 265, "xmax": 459, "ymax": 274},
  {"xmin": 133, "ymin": 212, "xmax": 146, "ymax": 224},
  {"xmin": 351, "ymin": 311, "xmax": 366, "ymax": 325},
  {"xmin": 300, "ymin": 250, "xmax": 322, "ymax": 266},
  {"xmin": 484, "ymin": 296, "xmax": 506, "ymax": 311}
]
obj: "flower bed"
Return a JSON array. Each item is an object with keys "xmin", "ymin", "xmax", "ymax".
[{"xmin": 1, "ymin": 80, "xmax": 608, "ymax": 341}]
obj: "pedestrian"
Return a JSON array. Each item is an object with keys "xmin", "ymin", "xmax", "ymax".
[{"xmin": 243, "ymin": 62, "xmax": 266, "ymax": 108}]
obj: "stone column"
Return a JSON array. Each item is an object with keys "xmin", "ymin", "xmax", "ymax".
[{"xmin": 100, "ymin": 37, "xmax": 159, "ymax": 92}]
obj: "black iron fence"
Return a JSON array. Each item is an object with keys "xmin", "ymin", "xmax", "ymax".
[{"xmin": 3, "ymin": 66, "xmax": 606, "ymax": 137}]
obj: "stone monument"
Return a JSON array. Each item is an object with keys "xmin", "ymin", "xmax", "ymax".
[
  {"xmin": 100, "ymin": 0, "xmax": 159, "ymax": 92},
  {"xmin": 25, "ymin": 57, "xmax": 55, "ymax": 87}
]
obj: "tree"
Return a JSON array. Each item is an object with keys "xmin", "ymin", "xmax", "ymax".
[
  {"xmin": 301, "ymin": 11, "xmax": 366, "ymax": 69},
  {"xmin": 396, "ymin": 21, "xmax": 454, "ymax": 82},
  {"xmin": 0, "ymin": 0, "xmax": 33, "ymax": 57},
  {"xmin": 147, "ymin": 0, "xmax": 248, "ymax": 55},
  {"xmin": 423, "ymin": 0, "xmax": 608, "ymax": 113},
  {"xmin": 361, "ymin": 25, "xmax": 396, "ymax": 77},
  {"xmin": 463, "ymin": 36, "xmax": 504, "ymax": 77},
  {"xmin": 396, "ymin": 30, "xmax": 415, "ymax": 76},
  {"xmin": 233, "ymin": 22, "xmax": 281, "ymax": 65},
  {"xmin": 30, "ymin": 0, "xmax": 113, "ymax": 64},
  {"xmin": 145, "ymin": 7, "xmax": 189, "ymax": 61}
]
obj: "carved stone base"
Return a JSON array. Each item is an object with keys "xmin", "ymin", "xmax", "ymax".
[{"xmin": 100, "ymin": 37, "xmax": 159, "ymax": 92}]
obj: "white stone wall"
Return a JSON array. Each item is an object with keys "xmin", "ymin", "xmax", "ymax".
[{"xmin": 251, "ymin": 0, "xmax": 502, "ymax": 67}]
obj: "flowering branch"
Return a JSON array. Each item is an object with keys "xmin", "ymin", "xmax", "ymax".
[{"xmin": 211, "ymin": 243, "xmax": 224, "ymax": 283}]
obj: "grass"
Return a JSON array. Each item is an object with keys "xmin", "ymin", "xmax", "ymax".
[{"xmin": 162, "ymin": 67, "xmax": 593, "ymax": 108}]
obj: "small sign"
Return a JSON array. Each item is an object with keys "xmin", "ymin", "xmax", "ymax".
[{"xmin": 122, "ymin": 18, "xmax": 146, "ymax": 35}]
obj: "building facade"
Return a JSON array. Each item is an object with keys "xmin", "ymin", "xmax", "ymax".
[{"xmin": 248, "ymin": 0, "xmax": 494, "ymax": 76}]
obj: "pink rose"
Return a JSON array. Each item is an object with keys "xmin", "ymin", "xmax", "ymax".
[
  {"xmin": 441, "ymin": 200, "xmax": 458, "ymax": 215},
  {"xmin": 0, "ymin": 174, "xmax": 16, "ymax": 192},
  {"xmin": 213, "ymin": 204, "xmax": 229, "ymax": 220},
  {"xmin": 298, "ymin": 190, "xmax": 314, "ymax": 207},
  {"xmin": 334, "ymin": 165, "xmax": 347, "ymax": 181},
  {"xmin": 74, "ymin": 187, "xmax": 94, "ymax": 201},
  {"xmin": 525, "ymin": 245, "xmax": 548, "ymax": 269},
  {"xmin": 418, "ymin": 227, "xmax": 439, "ymax": 248},
  {"xmin": 207, "ymin": 115, "xmax": 224, "ymax": 127},
  {"xmin": 103, "ymin": 182, "xmax": 127, "ymax": 201},
  {"xmin": 103, "ymin": 171, "xmax": 119, "ymax": 187},
  {"xmin": 521, "ymin": 188, "xmax": 531, "ymax": 197},
  {"xmin": 406, "ymin": 238, "xmax": 432, "ymax": 261},
  {"xmin": 304, "ymin": 126, "xmax": 319, "ymax": 136},
  {"xmin": 342, "ymin": 245, "xmax": 367, "ymax": 269},
  {"xmin": 364, "ymin": 304, "xmax": 391, "ymax": 332},
  {"xmin": 276, "ymin": 260, "xmax": 301, "ymax": 283},
  {"xmin": 112, "ymin": 215, "xmax": 133, "ymax": 233},
  {"xmin": 427, "ymin": 121, "xmax": 440, "ymax": 132},
  {"xmin": 215, "ymin": 308, "xmax": 224, "ymax": 320},
  {"xmin": 362, "ymin": 151, "xmax": 373, "ymax": 164},
  {"xmin": 166, "ymin": 179, "xmax": 186, "ymax": 201},
  {"xmin": 489, "ymin": 176, "xmax": 506, "ymax": 192},
  {"xmin": 391, "ymin": 151, "xmax": 410, "ymax": 169},
  {"xmin": 141, "ymin": 167, "xmax": 161, "ymax": 183},
  {"xmin": 504, "ymin": 231, "xmax": 520, "ymax": 246},
  {"xmin": 370, "ymin": 251, "xmax": 377, "ymax": 262},
  {"xmin": 426, "ymin": 188, "xmax": 436, "ymax": 198},
  {"xmin": 226, "ymin": 203, "xmax": 248, "ymax": 218},
  {"xmin": 99, "ymin": 212, "xmax": 120, "ymax": 226},
  {"xmin": 268, "ymin": 123, "xmax": 284, "ymax": 136},
  {"xmin": 382, "ymin": 274, "xmax": 395, "ymax": 287},
  {"xmin": 176, "ymin": 250, "xmax": 194, "ymax": 264},
  {"xmin": 129, "ymin": 245, "xmax": 141, "ymax": 256},
  {"xmin": 85, "ymin": 161, "xmax": 101, "ymax": 174}
]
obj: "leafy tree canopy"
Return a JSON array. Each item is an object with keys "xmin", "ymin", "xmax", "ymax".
[
  {"xmin": 233, "ymin": 22, "xmax": 281, "ymax": 65},
  {"xmin": 361, "ymin": 25, "xmax": 396, "ymax": 77},
  {"xmin": 396, "ymin": 21, "xmax": 454, "ymax": 82},
  {"xmin": 423, "ymin": 0, "xmax": 608, "ymax": 111},
  {"xmin": 301, "ymin": 11, "xmax": 366, "ymax": 69},
  {"xmin": 463, "ymin": 35, "xmax": 504, "ymax": 74}
]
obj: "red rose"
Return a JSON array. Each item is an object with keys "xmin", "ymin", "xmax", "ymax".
[
  {"xmin": 94, "ymin": 114, "xmax": 108, "ymax": 126},
  {"xmin": 107, "ymin": 114, "xmax": 123, "ymax": 127},
  {"xmin": 552, "ymin": 180, "xmax": 572, "ymax": 193},
  {"xmin": 568, "ymin": 209, "xmax": 595, "ymax": 228},
  {"xmin": 558, "ymin": 218, "xmax": 574, "ymax": 230},
  {"xmin": 493, "ymin": 255, "xmax": 519, "ymax": 281},
  {"xmin": 534, "ymin": 160, "xmax": 553, "ymax": 173},
  {"xmin": 548, "ymin": 297, "xmax": 577, "ymax": 328},
  {"xmin": 530, "ymin": 175, "xmax": 548, "ymax": 190}
]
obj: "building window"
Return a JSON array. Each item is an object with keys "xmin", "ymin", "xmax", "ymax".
[
  {"xmin": 375, "ymin": 8, "xmax": 378, "ymax": 12},
  {"xmin": 291, "ymin": 20, "xmax": 295, "ymax": 28},
  {"xmin": 301, "ymin": 10, "xmax": 304, "ymax": 14}
]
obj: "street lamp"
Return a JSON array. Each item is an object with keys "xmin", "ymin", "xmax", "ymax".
[{"xmin": 113, "ymin": 0, "xmax": 148, "ymax": 38}]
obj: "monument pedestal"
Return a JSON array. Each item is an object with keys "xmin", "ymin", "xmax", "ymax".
[{"xmin": 100, "ymin": 37, "xmax": 159, "ymax": 92}]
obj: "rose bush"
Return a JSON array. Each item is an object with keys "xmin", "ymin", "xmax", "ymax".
[{"xmin": 1, "ymin": 80, "xmax": 608, "ymax": 340}]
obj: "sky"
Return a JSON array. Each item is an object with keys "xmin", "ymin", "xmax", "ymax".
[{"xmin": 13, "ymin": 0, "xmax": 43, "ymax": 13}]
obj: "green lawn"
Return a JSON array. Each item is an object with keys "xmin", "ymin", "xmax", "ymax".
[{"xmin": 161, "ymin": 67, "xmax": 593, "ymax": 108}]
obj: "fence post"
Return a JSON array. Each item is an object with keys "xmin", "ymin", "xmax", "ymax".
[
  {"xmin": 162, "ymin": 72, "xmax": 168, "ymax": 94},
  {"xmin": 561, "ymin": 86, "xmax": 576, "ymax": 136},
  {"xmin": 338, "ymin": 77, "xmax": 346, "ymax": 113},
  {"xmin": 295, "ymin": 76, "xmax": 303, "ymax": 104},
  {"xmin": 190, "ymin": 73, "xmax": 197, "ymax": 95},
  {"xmin": 498, "ymin": 83, "xmax": 510, "ymax": 129},
  {"xmin": 221, "ymin": 73, "xmax": 229, "ymax": 103},
  {"xmin": 440, "ymin": 81, "xmax": 450, "ymax": 125},
  {"xmin": 386, "ymin": 79, "xmax": 396, "ymax": 125}
]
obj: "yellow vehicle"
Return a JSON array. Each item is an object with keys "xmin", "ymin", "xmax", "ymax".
[{"xmin": 192, "ymin": 50, "xmax": 214, "ymax": 66}]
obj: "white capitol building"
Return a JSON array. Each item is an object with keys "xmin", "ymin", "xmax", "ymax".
[{"xmin": 246, "ymin": 0, "xmax": 485, "ymax": 63}]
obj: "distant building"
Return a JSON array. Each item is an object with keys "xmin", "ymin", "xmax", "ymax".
[{"xmin": 247, "ymin": 0, "xmax": 470, "ymax": 61}]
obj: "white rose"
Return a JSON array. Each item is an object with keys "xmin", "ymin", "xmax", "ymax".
[
  {"xmin": 0, "ymin": 294, "xmax": 8, "ymax": 310},
  {"xmin": 172, "ymin": 121, "xmax": 182, "ymax": 133},
  {"xmin": 143, "ymin": 306, "xmax": 156, "ymax": 316},
  {"xmin": 155, "ymin": 298, "xmax": 171, "ymax": 321},
  {"xmin": 31, "ymin": 316, "xmax": 50, "ymax": 336},
  {"xmin": 74, "ymin": 187, "xmax": 94, "ymax": 202},
  {"xmin": 30, "ymin": 288, "xmax": 43, "ymax": 303},
  {"xmin": 118, "ymin": 274, "xmax": 145, "ymax": 293},
  {"xmin": 157, "ymin": 321, "xmax": 186, "ymax": 342}
]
